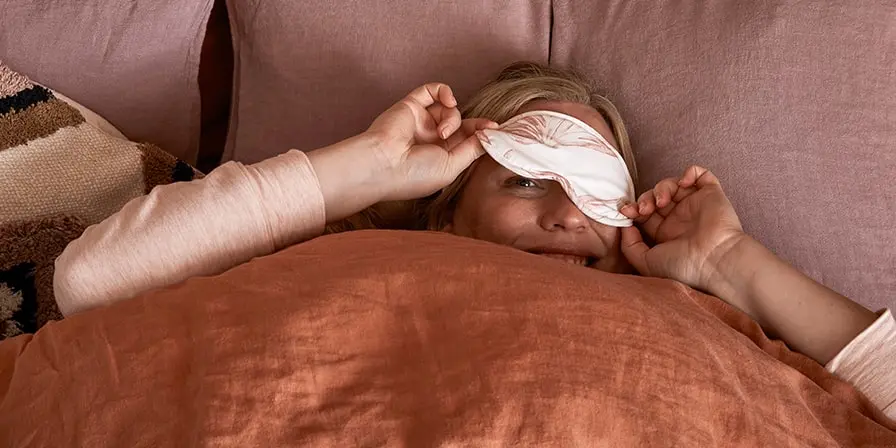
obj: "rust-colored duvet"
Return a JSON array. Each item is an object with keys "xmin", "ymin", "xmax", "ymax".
[{"xmin": 1, "ymin": 231, "xmax": 893, "ymax": 446}]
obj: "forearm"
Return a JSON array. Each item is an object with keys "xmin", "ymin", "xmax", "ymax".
[
  {"xmin": 54, "ymin": 150, "xmax": 326, "ymax": 315},
  {"xmin": 707, "ymin": 234, "xmax": 877, "ymax": 364},
  {"xmin": 306, "ymin": 132, "xmax": 390, "ymax": 222}
]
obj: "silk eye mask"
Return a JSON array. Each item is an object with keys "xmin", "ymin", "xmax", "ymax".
[{"xmin": 475, "ymin": 110, "xmax": 636, "ymax": 227}]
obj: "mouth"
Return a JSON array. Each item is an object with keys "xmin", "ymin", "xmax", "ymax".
[{"xmin": 527, "ymin": 251, "xmax": 598, "ymax": 267}]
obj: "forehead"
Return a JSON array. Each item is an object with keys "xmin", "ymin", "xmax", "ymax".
[{"xmin": 517, "ymin": 100, "xmax": 618, "ymax": 147}]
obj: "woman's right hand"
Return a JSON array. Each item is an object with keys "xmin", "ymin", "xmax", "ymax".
[
  {"xmin": 307, "ymin": 83, "xmax": 497, "ymax": 222},
  {"xmin": 366, "ymin": 83, "xmax": 498, "ymax": 201}
]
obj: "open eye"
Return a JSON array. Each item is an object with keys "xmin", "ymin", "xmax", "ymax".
[{"xmin": 509, "ymin": 176, "xmax": 540, "ymax": 189}]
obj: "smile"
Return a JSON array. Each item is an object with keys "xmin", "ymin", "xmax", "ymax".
[{"xmin": 528, "ymin": 251, "xmax": 597, "ymax": 267}]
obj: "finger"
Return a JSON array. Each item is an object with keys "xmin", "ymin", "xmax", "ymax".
[
  {"xmin": 678, "ymin": 165, "xmax": 722, "ymax": 189},
  {"xmin": 620, "ymin": 226, "xmax": 651, "ymax": 275},
  {"xmin": 463, "ymin": 117, "xmax": 500, "ymax": 131},
  {"xmin": 400, "ymin": 84, "xmax": 457, "ymax": 143},
  {"xmin": 672, "ymin": 185, "xmax": 697, "ymax": 202},
  {"xmin": 446, "ymin": 133, "xmax": 486, "ymax": 174},
  {"xmin": 444, "ymin": 118, "xmax": 498, "ymax": 149},
  {"xmin": 427, "ymin": 103, "xmax": 462, "ymax": 140},
  {"xmin": 405, "ymin": 83, "xmax": 456, "ymax": 109},
  {"xmin": 638, "ymin": 212, "xmax": 665, "ymax": 240},
  {"xmin": 619, "ymin": 201, "xmax": 640, "ymax": 219},
  {"xmin": 653, "ymin": 178, "xmax": 678, "ymax": 209},
  {"xmin": 656, "ymin": 201, "xmax": 676, "ymax": 218},
  {"xmin": 435, "ymin": 84, "xmax": 457, "ymax": 108},
  {"xmin": 635, "ymin": 190, "xmax": 657, "ymax": 219},
  {"xmin": 656, "ymin": 185, "xmax": 698, "ymax": 216}
]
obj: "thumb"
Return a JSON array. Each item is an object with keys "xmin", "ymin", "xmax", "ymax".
[
  {"xmin": 445, "ymin": 118, "xmax": 499, "ymax": 148},
  {"xmin": 461, "ymin": 118, "xmax": 499, "ymax": 134},
  {"xmin": 446, "ymin": 133, "xmax": 486, "ymax": 175},
  {"xmin": 620, "ymin": 226, "xmax": 651, "ymax": 276}
]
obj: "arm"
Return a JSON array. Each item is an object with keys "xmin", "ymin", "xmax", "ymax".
[
  {"xmin": 55, "ymin": 83, "xmax": 494, "ymax": 316},
  {"xmin": 54, "ymin": 149, "xmax": 328, "ymax": 316},
  {"xmin": 706, "ymin": 233, "xmax": 894, "ymax": 417},
  {"xmin": 619, "ymin": 166, "xmax": 876, "ymax": 364},
  {"xmin": 54, "ymin": 131, "xmax": 406, "ymax": 316},
  {"xmin": 825, "ymin": 309, "xmax": 896, "ymax": 419},
  {"xmin": 620, "ymin": 166, "xmax": 892, "ymax": 415},
  {"xmin": 705, "ymin": 233, "xmax": 877, "ymax": 365}
]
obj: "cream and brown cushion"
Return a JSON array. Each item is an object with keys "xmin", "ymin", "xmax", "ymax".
[{"xmin": 0, "ymin": 62, "xmax": 201, "ymax": 338}]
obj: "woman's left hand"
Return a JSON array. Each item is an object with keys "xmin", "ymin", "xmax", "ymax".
[
  {"xmin": 619, "ymin": 166, "xmax": 879, "ymax": 365},
  {"xmin": 618, "ymin": 166, "xmax": 747, "ymax": 294}
]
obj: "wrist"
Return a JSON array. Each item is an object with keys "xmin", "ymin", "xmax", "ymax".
[
  {"xmin": 307, "ymin": 132, "xmax": 389, "ymax": 222},
  {"xmin": 702, "ymin": 232, "xmax": 769, "ymax": 315}
]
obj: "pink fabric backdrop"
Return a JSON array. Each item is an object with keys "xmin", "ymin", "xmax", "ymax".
[
  {"xmin": 551, "ymin": 0, "xmax": 896, "ymax": 311},
  {"xmin": 223, "ymin": 0, "xmax": 551, "ymax": 163}
]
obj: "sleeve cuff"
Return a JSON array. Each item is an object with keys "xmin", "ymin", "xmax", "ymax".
[
  {"xmin": 826, "ymin": 308, "xmax": 896, "ymax": 419},
  {"xmin": 247, "ymin": 150, "xmax": 327, "ymax": 249}
]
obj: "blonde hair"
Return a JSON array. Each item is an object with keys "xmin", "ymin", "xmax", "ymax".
[{"xmin": 325, "ymin": 62, "xmax": 638, "ymax": 234}]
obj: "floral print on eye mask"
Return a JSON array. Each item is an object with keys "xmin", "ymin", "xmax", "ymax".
[{"xmin": 476, "ymin": 110, "xmax": 635, "ymax": 227}]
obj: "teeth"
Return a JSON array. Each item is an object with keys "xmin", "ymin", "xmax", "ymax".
[{"xmin": 538, "ymin": 253, "xmax": 588, "ymax": 266}]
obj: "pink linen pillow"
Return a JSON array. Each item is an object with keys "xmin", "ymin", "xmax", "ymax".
[
  {"xmin": 551, "ymin": 1, "xmax": 896, "ymax": 311},
  {"xmin": 223, "ymin": 0, "xmax": 551, "ymax": 164},
  {"xmin": 0, "ymin": 0, "xmax": 215, "ymax": 164}
]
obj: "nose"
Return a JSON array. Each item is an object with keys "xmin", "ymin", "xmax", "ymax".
[{"xmin": 538, "ymin": 192, "xmax": 589, "ymax": 232}]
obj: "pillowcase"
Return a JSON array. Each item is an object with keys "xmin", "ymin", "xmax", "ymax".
[
  {"xmin": 223, "ymin": 0, "xmax": 551, "ymax": 163},
  {"xmin": 0, "ymin": 0, "xmax": 215, "ymax": 163},
  {"xmin": 2, "ymin": 230, "xmax": 893, "ymax": 445},
  {"xmin": 551, "ymin": 0, "xmax": 896, "ymax": 311},
  {"xmin": 0, "ymin": 62, "xmax": 201, "ymax": 338}
]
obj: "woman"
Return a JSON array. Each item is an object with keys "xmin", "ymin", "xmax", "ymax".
[{"xmin": 54, "ymin": 63, "xmax": 893, "ymax": 417}]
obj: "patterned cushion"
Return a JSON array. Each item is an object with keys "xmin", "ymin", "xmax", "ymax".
[{"xmin": 0, "ymin": 62, "xmax": 202, "ymax": 339}]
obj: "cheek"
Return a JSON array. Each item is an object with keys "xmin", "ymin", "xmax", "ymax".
[
  {"xmin": 600, "ymin": 227, "xmax": 622, "ymax": 250},
  {"xmin": 593, "ymin": 226, "xmax": 633, "ymax": 273},
  {"xmin": 453, "ymin": 195, "xmax": 538, "ymax": 243},
  {"xmin": 595, "ymin": 226, "xmax": 624, "ymax": 258}
]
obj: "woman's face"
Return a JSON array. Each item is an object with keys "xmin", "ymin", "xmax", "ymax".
[{"xmin": 445, "ymin": 100, "xmax": 631, "ymax": 273}]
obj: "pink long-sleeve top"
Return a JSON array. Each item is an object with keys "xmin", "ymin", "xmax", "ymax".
[{"xmin": 53, "ymin": 150, "xmax": 896, "ymax": 420}]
